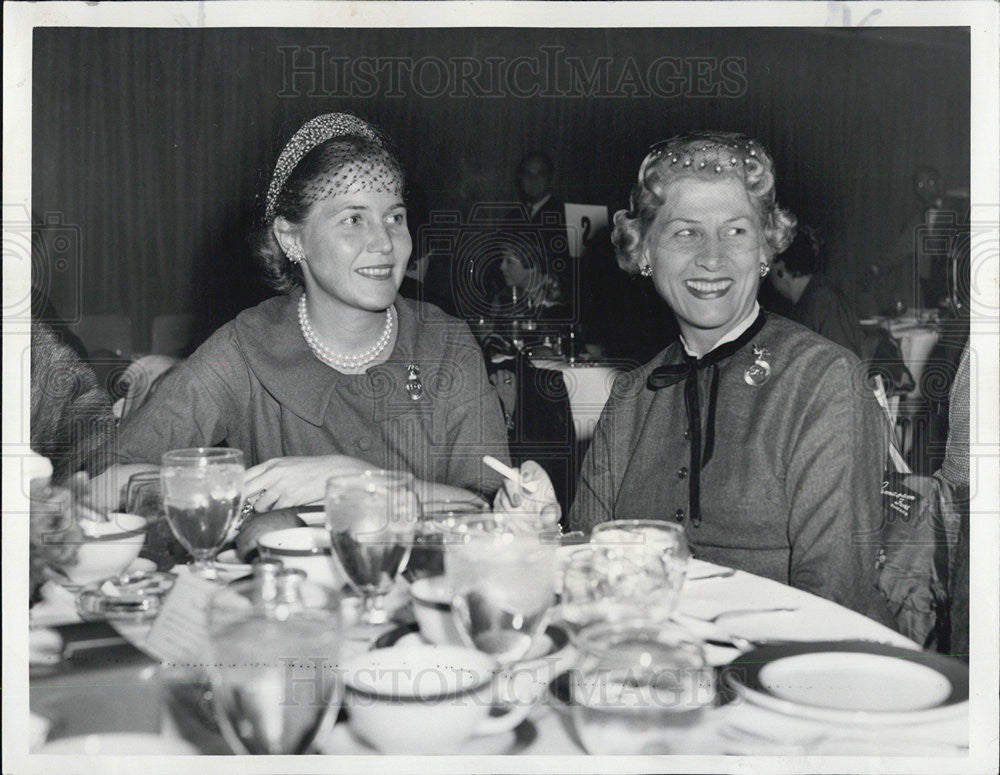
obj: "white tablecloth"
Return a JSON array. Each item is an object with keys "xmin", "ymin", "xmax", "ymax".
[
  {"xmin": 531, "ymin": 359, "xmax": 625, "ymax": 441},
  {"xmin": 30, "ymin": 557, "xmax": 968, "ymax": 757},
  {"xmin": 862, "ymin": 313, "xmax": 942, "ymax": 400}
]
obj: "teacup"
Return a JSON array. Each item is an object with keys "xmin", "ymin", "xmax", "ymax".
[
  {"xmin": 61, "ymin": 512, "xmax": 148, "ymax": 587},
  {"xmin": 257, "ymin": 527, "xmax": 345, "ymax": 589},
  {"xmin": 342, "ymin": 645, "xmax": 531, "ymax": 754}
]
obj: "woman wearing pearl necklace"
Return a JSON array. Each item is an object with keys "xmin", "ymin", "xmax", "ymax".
[{"xmin": 101, "ymin": 114, "xmax": 511, "ymax": 511}]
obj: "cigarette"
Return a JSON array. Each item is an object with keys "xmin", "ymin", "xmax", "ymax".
[{"xmin": 482, "ymin": 455, "xmax": 540, "ymax": 494}]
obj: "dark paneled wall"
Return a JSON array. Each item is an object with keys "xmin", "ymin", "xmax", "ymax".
[{"xmin": 32, "ymin": 27, "xmax": 969, "ymax": 349}]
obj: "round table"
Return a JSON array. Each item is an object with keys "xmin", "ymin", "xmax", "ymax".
[{"xmin": 530, "ymin": 358, "xmax": 626, "ymax": 441}]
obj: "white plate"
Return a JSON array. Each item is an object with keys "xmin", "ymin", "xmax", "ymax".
[
  {"xmin": 316, "ymin": 720, "xmax": 534, "ymax": 755},
  {"xmin": 214, "ymin": 550, "xmax": 252, "ymax": 582},
  {"xmin": 125, "ymin": 558, "xmax": 158, "ymax": 574},
  {"xmin": 726, "ymin": 641, "xmax": 968, "ymax": 725},
  {"xmin": 35, "ymin": 733, "xmax": 200, "ymax": 755}
]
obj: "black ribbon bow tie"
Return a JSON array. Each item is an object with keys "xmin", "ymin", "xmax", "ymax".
[{"xmin": 646, "ymin": 310, "xmax": 767, "ymax": 527}]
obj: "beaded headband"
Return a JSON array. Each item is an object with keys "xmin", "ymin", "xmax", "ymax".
[
  {"xmin": 264, "ymin": 113, "xmax": 400, "ymax": 222},
  {"xmin": 637, "ymin": 135, "xmax": 766, "ymax": 187}
]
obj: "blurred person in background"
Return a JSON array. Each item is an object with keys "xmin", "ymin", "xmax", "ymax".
[{"xmin": 769, "ymin": 223, "xmax": 864, "ymax": 357}]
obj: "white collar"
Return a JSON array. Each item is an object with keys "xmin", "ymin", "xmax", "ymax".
[
  {"xmin": 529, "ymin": 193, "xmax": 553, "ymax": 219},
  {"xmin": 680, "ymin": 302, "xmax": 760, "ymax": 358}
]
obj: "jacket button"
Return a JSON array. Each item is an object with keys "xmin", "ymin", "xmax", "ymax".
[
  {"xmin": 674, "ymin": 508, "xmax": 685, "ymax": 522},
  {"xmin": 683, "ymin": 429, "xmax": 691, "ymax": 440},
  {"xmin": 677, "ymin": 466, "xmax": 688, "ymax": 479}
]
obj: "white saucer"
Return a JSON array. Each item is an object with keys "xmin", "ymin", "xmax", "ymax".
[{"xmin": 726, "ymin": 641, "xmax": 968, "ymax": 725}]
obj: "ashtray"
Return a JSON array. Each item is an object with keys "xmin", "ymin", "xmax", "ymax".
[{"xmin": 76, "ymin": 570, "xmax": 177, "ymax": 622}]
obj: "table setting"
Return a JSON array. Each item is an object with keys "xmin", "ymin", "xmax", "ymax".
[
  {"xmin": 27, "ymin": 449, "xmax": 970, "ymax": 759},
  {"xmin": 860, "ymin": 307, "xmax": 943, "ymax": 400}
]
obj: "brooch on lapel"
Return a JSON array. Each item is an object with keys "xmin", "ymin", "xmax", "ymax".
[
  {"xmin": 405, "ymin": 362, "xmax": 424, "ymax": 401},
  {"xmin": 744, "ymin": 345, "xmax": 772, "ymax": 386}
]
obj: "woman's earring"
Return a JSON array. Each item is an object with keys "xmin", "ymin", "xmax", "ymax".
[
  {"xmin": 759, "ymin": 263, "xmax": 770, "ymax": 279},
  {"xmin": 287, "ymin": 244, "xmax": 306, "ymax": 264},
  {"xmin": 640, "ymin": 264, "xmax": 653, "ymax": 278}
]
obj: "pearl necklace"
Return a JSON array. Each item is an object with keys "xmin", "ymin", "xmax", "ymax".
[{"xmin": 298, "ymin": 294, "xmax": 395, "ymax": 371}]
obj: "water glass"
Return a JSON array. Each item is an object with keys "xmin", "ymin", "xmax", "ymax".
[
  {"xmin": 570, "ymin": 620, "xmax": 716, "ymax": 755},
  {"xmin": 561, "ymin": 543, "xmax": 685, "ymax": 631},
  {"xmin": 445, "ymin": 516, "xmax": 556, "ymax": 663},
  {"xmin": 206, "ymin": 575, "xmax": 343, "ymax": 755},
  {"xmin": 160, "ymin": 448, "xmax": 244, "ymax": 579},
  {"xmin": 325, "ymin": 470, "xmax": 419, "ymax": 624},
  {"xmin": 406, "ymin": 497, "xmax": 489, "ymax": 581},
  {"xmin": 591, "ymin": 519, "xmax": 689, "ymax": 556}
]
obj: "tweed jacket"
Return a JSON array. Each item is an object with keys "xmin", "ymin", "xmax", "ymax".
[
  {"xmin": 569, "ymin": 314, "xmax": 894, "ymax": 623},
  {"xmin": 115, "ymin": 293, "xmax": 510, "ymax": 495},
  {"xmin": 30, "ymin": 323, "xmax": 116, "ymax": 484}
]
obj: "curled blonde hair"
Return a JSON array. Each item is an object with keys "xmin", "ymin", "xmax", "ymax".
[{"xmin": 612, "ymin": 131, "xmax": 796, "ymax": 274}]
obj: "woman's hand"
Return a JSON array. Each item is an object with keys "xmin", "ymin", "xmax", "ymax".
[
  {"xmin": 492, "ymin": 460, "xmax": 561, "ymax": 528},
  {"xmin": 244, "ymin": 455, "xmax": 373, "ymax": 511}
]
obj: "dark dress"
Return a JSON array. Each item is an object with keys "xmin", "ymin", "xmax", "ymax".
[{"xmin": 789, "ymin": 274, "xmax": 864, "ymax": 357}]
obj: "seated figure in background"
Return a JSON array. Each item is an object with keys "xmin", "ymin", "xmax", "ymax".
[
  {"xmin": 30, "ymin": 322, "xmax": 117, "ymax": 485},
  {"xmin": 768, "ymin": 224, "xmax": 864, "ymax": 357},
  {"xmin": 29, "ymin": 323, "xmax": 116, "ymax": 601}
]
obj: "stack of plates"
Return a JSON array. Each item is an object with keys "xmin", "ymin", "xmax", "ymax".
[{"xmin": 723, "ymin": 641, "xmax": 969, "ymax": 754}]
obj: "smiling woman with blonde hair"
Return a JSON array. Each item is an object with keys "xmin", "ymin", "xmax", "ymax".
[{"xmin": 502, "ymin": 131, "xmax": 894, "ymax": 623}]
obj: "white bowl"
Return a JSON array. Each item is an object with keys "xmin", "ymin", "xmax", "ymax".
[
  {"xmin": 257, "ymin": 527, "xmax": 345, "ymax": 589},
  {"xmin": 61, "ymin": 513, "xmax": 148, "ymax": 587}
]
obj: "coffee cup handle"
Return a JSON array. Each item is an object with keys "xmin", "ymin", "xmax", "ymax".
[{"xmin": 473, "ymin": 700, "xmax": 533, "ymax": 737}]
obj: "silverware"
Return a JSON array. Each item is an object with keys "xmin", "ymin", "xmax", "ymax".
[
  {"xmin": 688, "ymin": 568, "xmax": 737, "ymax": 581},
  {"xmin": 701, "ymin": 606, "xmax": 798, "ymax": 623}
]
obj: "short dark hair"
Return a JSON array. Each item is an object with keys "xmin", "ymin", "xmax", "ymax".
[
  {"xmin": 777, "ymin": 224, "xmax": 824, "ymax": 276},
  {"xmin": 517, "ymin": 151, "xmax": 554, "ymax": 178}
]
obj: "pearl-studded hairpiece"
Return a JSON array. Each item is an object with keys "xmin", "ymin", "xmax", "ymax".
[
  {"xmin": 637, "ymin": 134, "xmax": 764, "ymax": 188},
  {"xmin": 264, "ymin": 113, "xmax": 402, "ymax": 223}
]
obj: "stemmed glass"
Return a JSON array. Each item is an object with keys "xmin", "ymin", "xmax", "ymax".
[
  {"xmin": 445, "ymin": 515, "xmax": 557, "ymax": 663},
  {"xmin": 206, "ymin": 574, "xmax": 343, "ymax": 754},
  {"xmin": 406, "ymin": 497, "xmax": 489, "ymax": 581},
  {"xmin": 160, "ymin": 448, "xmax": 244, "ymax": 579},
  {"xmin": 325, "ymin": 470, "xmax": 419, "ymax": 625}
]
